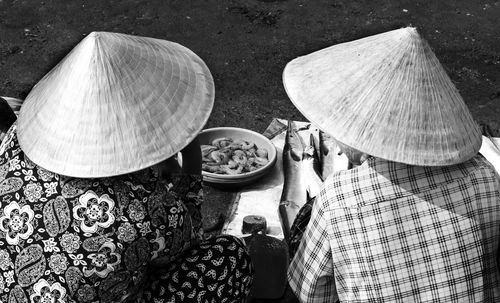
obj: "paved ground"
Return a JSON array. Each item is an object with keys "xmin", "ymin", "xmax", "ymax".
[{"xmin": 0, "ymin": 0, "xmax": 499, "ymax": 133}]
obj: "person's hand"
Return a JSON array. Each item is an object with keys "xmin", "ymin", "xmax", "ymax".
[
  {"xmin": 156, "ymin": 137, "xmax": 202, "ymax": 180},
  {"xmin": 179, "ymin": 137, "xmax": 202, "ymax": 175},
  {"xmin": 336, "ymin": 140, "xmax": 370, "ymax": 168},
  {"xmin": 156, "ymin": 156, "xmax": 181, "ymax": 180}
]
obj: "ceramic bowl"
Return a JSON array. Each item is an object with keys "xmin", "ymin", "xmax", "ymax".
[{"xmin": 197, "ymin": 127, "xmax": 277, "ymax": 187}]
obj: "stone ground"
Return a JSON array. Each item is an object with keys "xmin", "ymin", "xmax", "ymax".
[{"xmin": 0, "ymin": 0, "xmax": 499, "ymax": 132}]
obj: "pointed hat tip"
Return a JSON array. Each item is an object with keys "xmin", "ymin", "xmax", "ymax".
[
  {"xmin": 399, "ymin": 26, "xmax": 419, "ymax": 38},
  {"xmin": 85, "ymin": 31, "xmax": 110, "ymax": 41},
  {"xmin": 87, "ymin": 31, "xmax": 100, "ymax": 38},
  {"xmin": 402, "ymin": 26, "xmax": 417, "ymax": 32}
]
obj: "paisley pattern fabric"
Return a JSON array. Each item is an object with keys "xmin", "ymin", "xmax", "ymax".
[
  {"xmin": 0, "ymin": 125, "xmax": 253, "ymax": 303},
  {"xmin": 141, "ymin": 235, "xmax": 253, "ymax": 303}
]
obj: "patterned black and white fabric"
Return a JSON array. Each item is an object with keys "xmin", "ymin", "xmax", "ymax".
[
  {"xmin": 0, "ymin": 125, "xmax": 253, "ymax": 303},
  {"xmin": 142, "ymin": 235, "xmax": 253, "ymax": 303},
  {"xmin": 289, "ymin": 156, "xmax": 500, "ymax": 302}
]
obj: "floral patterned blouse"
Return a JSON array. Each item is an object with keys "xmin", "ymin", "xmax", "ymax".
[{"xmin": 0, "ymin": 125, "xmax": 203, "ymax": 303}]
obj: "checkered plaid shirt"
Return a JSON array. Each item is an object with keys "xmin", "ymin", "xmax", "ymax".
[{"xmin": 288, "ymin": 155, "xmax": 500, "ymax": 302}]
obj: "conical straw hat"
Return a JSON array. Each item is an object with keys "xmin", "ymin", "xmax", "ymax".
[
  {"xmin": 283, "ymin": 27, "xmax": 481, "ymax": 166},
  {"xmin": 18, "ymin": 32, "xmax": 214, "ymax": 177}
]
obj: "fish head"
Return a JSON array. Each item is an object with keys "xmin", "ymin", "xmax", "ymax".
[{"xmin": 284, "ymin": 121, "xmax": 304, "ymax": 161}]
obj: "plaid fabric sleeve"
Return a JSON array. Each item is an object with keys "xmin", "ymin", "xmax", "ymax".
[{"xmin": 288, "ymin": 196, "xmax": 338, "ymax": 303}]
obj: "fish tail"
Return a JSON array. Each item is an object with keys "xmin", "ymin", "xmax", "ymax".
[{"xmin": 308, "ymin": 133, "xmax": 322, "ymax": 178}]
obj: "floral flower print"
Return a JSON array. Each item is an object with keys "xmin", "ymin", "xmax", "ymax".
[
  {"xmin": 44, "ymin": 182, "xmax": 58, "ymax": 197},
  {"xmin": 0, "ymin": 249, "xmax": 12, "ymax": 271},
  {"xmin": 117, "ymin": 222, "xmax": 137, "ymax": 243},
  {"xmin": 76, "ymin": 284, "xmax": 96, "ymax": 303},
  {"xmin": 0, "ymin": 275, "xmax": 4, "ymax": 294},
  {"xmin": 43, "ymin": 237, "xmax": 59, "ymax": 253},
  {"xmin": 49, "ymin": 253, "xmax": 69, "ymax": 275},
  {"xmin": 150, "ymin": 229, "xmax": 166, "ymax": 260},
  {"xmin": 23, "ymin": 156, "xmax": 36, "ymax": 169},
  {"xmin": 59, "ymin": 232, "xmax": 81, "ymax": 253},
  {"xmin": 83, "ymin": 242, "xmax": 121, "ymax": 278},
  {"xmin": 22, "ymin": 169, "xmax": 36, "ymax": 182},
  {"xmin": 8, "ymin": 157, "xmax": 20, "ymax": 171},
  {"xmin": 69, "ymin": 253, "xmax": 87, "ymax": 266},
  {"xmin": 0, "ymin": 130, "xmax": 211, "ymax": 303},
  {"xmin": 23, "ymin": 181, "xmax": 43, "ymax": 203},
  {"xmin": 29, "ymin": 279, "xmax": 67, "ymax": 303},
  {"xmin": 37, "ymin": 166, "xmax": 55, "ymax": 181},
  {"xmin": 138, "ymin": 221, "xmax": 152, "ymax": 236},
  {"xmin": 168, "ymin": 214, "xmax": 179, "ymax": 228},
  {"xmin": 0, "ymin": 201, "xmax": 35, "ymax": 245},
  {"xmin": 3, "ymin": 270, "xmax": 14, "ymax": 287},
  {"xmin": 73, "ymin": 190, "xmax": 115, "ymax": 233},
  {"xmin": 128, "ymin": 200, "xmax": 146, "ymax": 222}
]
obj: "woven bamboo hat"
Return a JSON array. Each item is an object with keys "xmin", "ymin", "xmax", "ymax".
[
  {"xmin": 283, "ymin": 27, "xmax": 481, "ymax": 166},
  {"xmin": 17, "ymin": 32, "xmax": 214, "ymax": 177}
]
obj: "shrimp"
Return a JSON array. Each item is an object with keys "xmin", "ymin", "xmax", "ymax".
[
  {"xmin": 202, "ymin": 136, "xmax": 270, "ymax": 175},
  {"xmin": 234, "ymin": 140, "xmax": 255, "ymax": 150},
  {"xmin": 256, "ymin": 148, "xmax": 268, "ymax": 158},
  {"xmin": 247, "ymin": 165, "xmax": 258, "ymax": 172},
  {"xmin": 246, "ymin": 157, "xmax": 256, "ymax": 166},
  {"xmin": 226, "ymin": 143, "xmax": 243, "ymax": 150},
  {"xmin": 210, "ymin": 151, "xmax": 229, "ymax": 164},
  {"xmin": 220, "ymin": 165, "xmax": 243, "ymax": 175},
  {"xmin": 232, "ymin": 150, "xmax": 247, "ymax": 165},
  {"xmin": 254, "ymin": 157, "xmax": 269, "ymax": 167},
  {"xmin": 243, "ymin": 161, "xmax": 258, "ymax": 172},
  {"xmin": 245, "ymin": 148, "xmax": 256, "ymax": 157},
  {"xmin": 202, "ymin": 163, "xmax": 223, "ymax": 173},
  {"xmin": 201, "ymin": 145, "xmax": 217, "ymax": 157},
  {"xmin": 227, "ymin": 160, "xmax": 239, "ymax": 169},
  {"xmin": 212, "ymin": 137, "xmax": 232, "ymax": 148},
  {"xmin": 202, "ymin": 156, "xmax": 214, "ymax": 163}
]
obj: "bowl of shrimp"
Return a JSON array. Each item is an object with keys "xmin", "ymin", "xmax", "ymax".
[{"xmin": 197, "ymin": 127, "xmax": 277, "ymax": 187}]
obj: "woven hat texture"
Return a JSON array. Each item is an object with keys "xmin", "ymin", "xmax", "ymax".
[
  {"xmin": 283, "ymin": 27, "xmax": 481, "ymax": 166},
  {"xmin": 18, "ymin": 31, "xmax": 214, "ymax": 177}
]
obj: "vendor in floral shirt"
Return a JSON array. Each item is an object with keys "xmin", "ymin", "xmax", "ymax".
[{"xmin": 0, "ymin": 32, "xmax": 253, "ymax": 303}]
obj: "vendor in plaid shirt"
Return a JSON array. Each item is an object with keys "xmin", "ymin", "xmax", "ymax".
[{"xmin": 283, "ymin": 27, "xmax": 500, "ymax": 302}]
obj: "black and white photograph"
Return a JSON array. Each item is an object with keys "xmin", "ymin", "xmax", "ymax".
[{"xmin": 0, "ymin": 1, "xmax": 499, "ymax": 302}]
